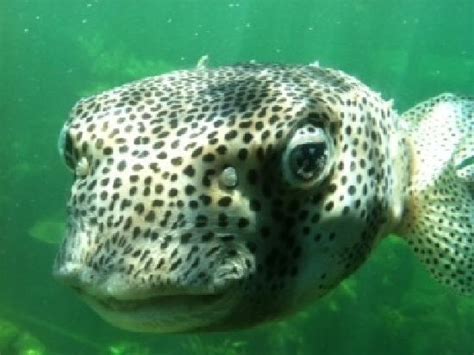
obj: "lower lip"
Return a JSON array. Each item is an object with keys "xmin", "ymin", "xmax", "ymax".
[{"xmin": 87, "ymin": 293, "xmax": 224, "ymax": 312}]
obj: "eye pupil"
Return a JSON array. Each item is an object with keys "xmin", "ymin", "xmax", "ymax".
[
  {"xmin": 283, "ymin": 124, "xmax": 333, "ymax": 187},
  {"xmin": 290, "ymin": 142, "xmax": 327, "ymax": 180}
]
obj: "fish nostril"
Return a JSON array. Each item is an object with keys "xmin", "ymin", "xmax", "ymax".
[{"xmin": 219, "ymin": 166, "xmax": 238, "ymax": 188}]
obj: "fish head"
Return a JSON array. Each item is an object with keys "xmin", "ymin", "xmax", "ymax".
[{"xmin": 54, "ymin": 64, "xmax": 404, "ymax": 332}]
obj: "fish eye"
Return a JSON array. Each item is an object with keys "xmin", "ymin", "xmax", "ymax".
[
  {"xmin": 289, "ymin": 142, "xmax": 327, "ymax": 179},
  {"xmin": 282, "ymin": 124, "xmax": 334, "ymax": 187},
  {"xmin": 58, "ymin": 125, "xmax": 77, "ymax": 171}
]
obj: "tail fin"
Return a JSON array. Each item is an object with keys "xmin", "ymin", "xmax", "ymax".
[{"xmin": 397, "ymin": 93, "xmax": 474, "ymax": 294}]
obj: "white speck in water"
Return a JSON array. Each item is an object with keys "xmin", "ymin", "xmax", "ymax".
[
  {"xmin": 82, "ymin": 18, "xmax": 88, "ymax": 24},
  {"xmin": 275, "ymin": 48, "xmax": 281, "ymax": 53},
  {"xmin": 24, "ymin": 28, "xmax": 29, "ymax": 33},
  {"xmin": 167, "ymin": 18, "xmax": 172, "ymax": 23},
  {"xmin": 86, "ymin": 3, "xmax": 92, "ymax": 7},
  {"xmin": 35, "ymin": 15, "xmax": 40, "ymax": 20}
]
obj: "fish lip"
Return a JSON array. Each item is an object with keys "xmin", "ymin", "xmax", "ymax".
[
  {"xmin": 70, "ymin": 280, "xmax": 228, "ymax": 307},
  {"xmin": 85, "ymin": 292, "xmax": 226, "ymax": 313},
  {"xmin": 80, "ymin": 289, "xmax": 241, "ymax": 333},
  {"xmin": 54, "ymin": 260, "xmax": 231, "ymax": 298},
  {"xmin": 71, "ymin": 280, "xmax": 230, "ymax": 313}
]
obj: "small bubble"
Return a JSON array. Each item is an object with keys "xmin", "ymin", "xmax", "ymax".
[
  {"xmin": 35, "ymin": 15, "xmax": 40, "ymax": 20},
  {"xmin": 308, "ymin": 26, "xmax": 313, "ymax": 31},
  {"xmin": 24, "ymin": 28, "xmax": 29, "ymax": 33},
  {"xmin": 167, "ymin": 18, "xmax": 172, "ymax": 23},
  {"xmin": 86, "ymin": 3, "xmax": 92, "ymax": 7},
  {"xmin": 82, "ymin": 18, "xmax": 88, "ymax": 24}
]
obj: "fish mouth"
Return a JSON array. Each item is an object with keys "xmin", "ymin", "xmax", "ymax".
[
  {"xmin": 87, "ymin": 292, "xmax": 225, "ymax": 313},
  {"xmin": 79, "ymin": 290, "xmax": 236, "ymax": 333}
]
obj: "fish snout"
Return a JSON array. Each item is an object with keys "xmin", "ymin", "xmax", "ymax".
[{"xmin": 53, "ymin": 257, "xmax": 97, "ymax": 293}]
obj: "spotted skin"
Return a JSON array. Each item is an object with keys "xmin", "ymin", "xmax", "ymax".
[
  {"xmin": 397, "ymin": 94, "xmax": 474, "ymax": 294},
  {"xmin": 54, "ymin": 63, "xmax": 474, "ymax": 332}
]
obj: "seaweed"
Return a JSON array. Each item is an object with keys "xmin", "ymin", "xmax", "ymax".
[
  {"xmin": 76, "ymin": 35, "xmax": 176, "ymax": 97},
  {"xmin": 183, "ymin": 337, "xmax": 247, "ymax": 355},
  {"xmin": 101, "ymin": 341, "xmax": 152, "ymax": 355},
  {"xmin": 0, "ymin": 317, "xmax": 46, "ymax": 355}
]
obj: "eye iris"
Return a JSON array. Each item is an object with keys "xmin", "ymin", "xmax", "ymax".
[{"xmin": 290, "ymin": 142, "xmax": 327, "ymax": 180}]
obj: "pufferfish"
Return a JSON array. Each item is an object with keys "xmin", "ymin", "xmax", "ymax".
[{"xmin": 54, "ymin": 61, "xmax": 474, "ymax": 333}]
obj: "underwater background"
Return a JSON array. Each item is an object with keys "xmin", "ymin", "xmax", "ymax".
[{"xmin": 1, "ymin": 0, "xmax": 474, "ymax": 354}]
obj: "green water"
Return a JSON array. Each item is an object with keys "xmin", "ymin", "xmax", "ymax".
[{"xmin": 1, "ymin": 0, "xmax": 473, "ymax": 354}]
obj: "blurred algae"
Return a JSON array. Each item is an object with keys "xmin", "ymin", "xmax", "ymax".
[
  {"xmin": 76, "ymin": 35, "xmax": 176, "ymax": 97},
  {"xmin": 0, "ymin": 307, "xmax": 103, "ymax": 353},
  {"xmin": 102, "ymin": 341, "xmax": 152, "ymax": 355},
  {"xmin": 0, "ymin": 318, "xmax": 46, "ymax": 355},
  {"xmin": 183, "ymin": 337, "xmax": 247, "ymax": 355}
]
